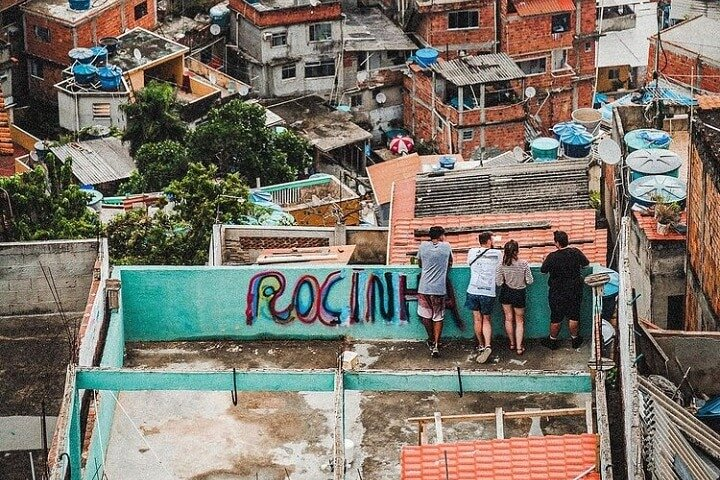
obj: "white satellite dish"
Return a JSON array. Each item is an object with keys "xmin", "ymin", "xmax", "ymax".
[
  {"xmin": 133, "ymin": 48, "xmax": 142, "ymax": 60},
  {"xmin": 512, "ymin": 146, "xmax": 525, "ymax": 162},
  {"xmin": 358, "ymin": 184, "xmax": 367, "ymax": 196},
  {"xmin": 524, "ymin": 86, "xmax": 537, "ymax": 99},
  {"xmin": 598, "ymin": 137, "xmax": 622, "ymax": 165},
  {"xmin": 357, "ymin": 70, "xmax": 368, "ymax": 83},
  {"xmin": 210, "ymin": 24, "xmax": 222, "ymax": 36},
  {"xmin": 375, "ymin": 92, "xmax": 386, "ymax": 104},
  {"xmin": 238, "ymin": 84, "xmax": 250, "ymax": 96}
]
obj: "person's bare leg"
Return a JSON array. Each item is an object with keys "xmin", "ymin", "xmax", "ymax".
[
  {"xmin": 568, "ymin": 319, "xmax": 580, "ymax": 337},
  {"xmin": 421, "ymin": 317, "xmax": 433, "ymax": 342},
  {"xmin": 502, "ymin": 304, "xmax": 515, "ymax": 348},
  {"xmin": 515, "ymin": 308, "xmax": 525, "ymax": 353},
  {"xmin": 472, "ymin": 310, "xmax": 483, "ymax": 347},
  {"xmin": 433, "ymin": 320, "xmax": 443, "ymax": 346},
  {"xmin": 481, "ymin": 314, "xmax": 492, "ymax": 348},
  {"xmin": 550, "ymin": 322, "xmax": 561, "ymax": 339}
]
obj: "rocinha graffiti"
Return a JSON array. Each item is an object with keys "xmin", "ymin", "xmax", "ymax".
[{"xmin": 245, "ymin": 270, "xmax": 423, "ymax": 326}]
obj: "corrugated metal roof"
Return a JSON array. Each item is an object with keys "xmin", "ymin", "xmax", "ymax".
[
  {"xmin": 50, "ymin": 137, "xmax": 136, "ymax": 186},
  {"xmin": 343, "ymin": 8, "xmax": 417, "ymax": 52},
  {"xmin": 513, "ymin": 0, "xmax": 575, "ymax": 17},
  {"xmin": 430, "ymin": 53, "xmax": 526, "ymax": 86}
]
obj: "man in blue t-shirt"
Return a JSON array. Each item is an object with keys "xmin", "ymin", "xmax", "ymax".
[{"xmin": 417, "ymin": 225, "xmax": 453, "ymax": 358}]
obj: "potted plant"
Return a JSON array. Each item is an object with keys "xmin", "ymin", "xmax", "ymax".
[{"xmin": 654, "ymin": 200, "xmax": 681, "ymax": 235}]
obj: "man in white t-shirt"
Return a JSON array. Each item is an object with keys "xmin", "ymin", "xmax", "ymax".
[{"xmin": 466, "ymin": 231, "xmax": 503, "ymax": 363}]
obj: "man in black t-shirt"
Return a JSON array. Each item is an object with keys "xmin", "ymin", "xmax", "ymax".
[{"xmin": 540, "ymin": 230, "xmax": 590, "ymax": 350}]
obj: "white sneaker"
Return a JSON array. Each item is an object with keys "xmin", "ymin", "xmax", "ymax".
[{"xmin": 476, "ymin": 346, "xmax": 492, "ymax": 364}]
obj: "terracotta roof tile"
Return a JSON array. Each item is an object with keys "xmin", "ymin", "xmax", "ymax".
[
  {"xmin": 697, "ymin": 95, "xmax": 720, "ymax": 111},
  {"xmin": 633, "ymin": 210, "xmax": 686, "ymax": 242},
  {"xmin": 367, "ymin": 154, "xmax": 464, "ymax": 206},
  {"xmin": 401, "ymin": 434, "xmax": 600, "ymax": 480},
  {"xmin": 513, "ymin": 0, "xmax": 575, "ymax": 16},
  {"xmin": 389, "ymin": 177, "xmax": 607, "ymax": 265}
]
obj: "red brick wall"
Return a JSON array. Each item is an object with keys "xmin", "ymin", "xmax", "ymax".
[
  {"xmin": 648, "ymin": 41, "xmax": 720, "ymax": 93},
  {"xmin": 415, "ymin": 1, "xmax": 497, "ymax": 55},
  {"xmin": 28, "ymin": 61, "xmax": 64, "ymax": 103},
  {"xmin": 25, "ymin": 14, "xmax": 76, "ymax": 65},
  {"xmin": 230, "ymin": 0, "xmax": 342, "ymax": 28},
  {"xmin": 454, "ymin": 120, "xmax": 525, "ymax": 158}
]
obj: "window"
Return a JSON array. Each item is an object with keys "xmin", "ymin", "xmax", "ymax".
[
  {"xmin": 349, "ymin": 94, "xmax": 362, "ymax": 107},
  {"xmin": 29, "ymin": 58, "xmax": 44, "ymax": 79},
  {"xmin": 448, "ymin": 10, "xmax": 479, "ymax": 29},
  {"xmin": 134, "ymin": 1, "xmax": 148, "ymax": 20},
  {"xmin": 305, "ymin": 59, "xmax": 335, "ymax": 78},
  {"xmin": 517, "ymin": 57, "xmax": 546, "ymax": 75},
  {"xmin": 281, "ymin": 64, "xmax": 296, "ymax": 79},
  {"xmin": 309, "ymin": 23, "xmax": 332, "ymax": 42},
  {"xmin": 92, "ymin": 103, "xmax": 111, "ymax": 120},
  {"xmin": 461, "ymin": 129, "xmax": 473, "ymax": 140},
  {"xmin": 584, "ymin": 41, "xmax": 592, "ymax": 52},
  {"xmin": 271, "ymin": 32, "xmax": 287, "ymax": 47},
  {"xmin": 34, "ymin": 26, "xmax": 51, "ymax": 42},
  {"xmin": 551, "ymin": 48, "xmax": 568, "ymax": 71},
  {"xmin": 608, "ymin": 68, "xmax": 620, "ymax": 80},
  {"xmin": 551, "ymin": 13, "xmax": 570, "ymax": 33}
]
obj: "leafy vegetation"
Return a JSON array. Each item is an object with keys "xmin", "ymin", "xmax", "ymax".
[
  {"xmin": 107, "ymin": 163, "xmax": 252, "ymax": 265},
  {"xmin": 0, "ymin": 154, "xmax": 99, "ymax": 242},
  {"xmin": 119, "ymin": 140, "xmax": 189, "ymax": 194}
]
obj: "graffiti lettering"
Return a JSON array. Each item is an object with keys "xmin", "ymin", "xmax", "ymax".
[{"xmin": 245, "ymin": 269, "xmax": 421, "ymax": 326}]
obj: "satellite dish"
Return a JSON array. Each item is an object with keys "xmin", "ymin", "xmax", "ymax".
[
  {"xmin": 512, "ymin": 146, "xmax": 525, "ymax": 162},
  {"xmin": 598, "ymin": 138, "xmax": 622, "ymax": 165},
  {"xmin": 208, "ymin": 73, "xmax": 217, "ymax": 84},
  {"xmin": 133, "ymin": 48, "xmax": 142, "ymax": 60},
  {"xmin": 238, "ymin": 84, "xmax": 250, "ymax": 96},
  {"xmin": 375, "ymin": 92, "xmax": 386, "ymax": 104},
  {"xmin": 358, "ymin": 184, "xmax": 367, "ymax": 196},
  {"xmin": 210, "ymin": 24, "xmax": 222, "ymax": 36},
  {"xmin": 524, "ymin": 86, "xmax": 537, "ymax": 99},
  {"xmin": 357, "ymin": 70, "xmax": 368, "ymax": 83}
]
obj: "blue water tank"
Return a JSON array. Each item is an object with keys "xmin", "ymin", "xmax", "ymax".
[
  {"xmin": 551, "ymin": 122, "xmax": 586, "ymax": 140},
  {"xmin": 530, "ymin": 137, "xmax": 560, "ymax": 162},
  {"xmin": 439, "ymin": 156, "xmax": 456, "ymax": 170},
  {"xmin": 69, "ymin": 47, "xmax": 94, "ymax": 64},
  {"xmin": 97, "ymin": 65, "xmax": 122, "ymax": 91},
  {"xmin": 628, "ymin": 175, "xmax": 686, "ymax": 208},
  {"xmin": 90, "ymin": 46, "xmax": 108, "ymax": 66},
  {"xmin": 624, "ymin": 129, "xmax": 671, "ymax": 153},
  {"xmin": 69, "ymin": 0, "xmax": 90, "ymax": 10},
  {"xmin": 626, "ymin": 149, "xmax": 682, "ymax": 182},
  {"xmin": 416, "ymin": 48, "xmax": 439, "ymax": 68},
  {"xmin": 209, "ymin": 3, "xmax": 230, "ymax": 28},
  {"xmin": 560, "ymin": 129, "xmax": 594, "ymax": 159},
  {"xmin": 72, "ymin": 63, "xmax": 98, "ymax": 85}
]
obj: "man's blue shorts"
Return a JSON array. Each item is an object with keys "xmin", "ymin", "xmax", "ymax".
[{"xmin": 465, "ymin": 293, "xmax": 495, "ymax": 315}]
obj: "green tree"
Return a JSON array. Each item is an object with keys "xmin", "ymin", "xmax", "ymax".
[
  {"xmin": 187, "ymin": 100, "xmax": 311, "ymax": 185},
  {"xmin": 0, "ymin": 154, "xmax": 99, "ymax": 241},
  {"xmin": 121, "ymin": 81, "xmax": 187, "ymax": 154},
  {"xmin": 119, "ymin": 140, "xmax": 189, "ymax": 194},
  {"xmin": 107, "ymin": 163, "xmax": 252, "ymax": 265}
]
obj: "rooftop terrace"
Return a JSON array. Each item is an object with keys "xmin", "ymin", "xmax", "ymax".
[{"xmin": 49, "ymin": 264, "xmax": 611, "ymax": 480}]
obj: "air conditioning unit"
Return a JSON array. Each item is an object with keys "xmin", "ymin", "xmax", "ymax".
[{"xmin": 262, "ymin": 32, "xmax": 273, "ymax": 41}]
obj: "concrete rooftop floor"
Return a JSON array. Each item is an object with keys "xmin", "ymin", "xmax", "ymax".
[{"xmin": 97, "ymin": 340, "xmax": 593, "ymax": 479}]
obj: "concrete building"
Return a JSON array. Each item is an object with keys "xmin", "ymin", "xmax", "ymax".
[
  {"xmin": 403, "ymin": 53, "xmax": 529, "ymax": 159},
  {"xmin": 226, "ymin": 0, "xmax": 343, "ymax": 97},
  {"xmin": 685, "ymin": 96, "xmax": 720, "ymax": 331},
  {"xmin": 21, "ymin": 0, "xmax": 158, "ymax": 102},
  {"xmin": 44, "ymin": 257, "xmax": 614, "ymax": 480},
  {"xmin": 647, "ymin": 15, "xmax": 720, "ymax": 93},
  {"xmin": 627, "ymin": 211, "xmax": 686, "ymax": 329},
  {"xmin": 596, "ymin": 1, "xmax": 655, "ymax": 93},
  {"xmin": 596, "ymin": 0, "xmax": 642, "ymax": 32},
  {"xmin": 55, "ymin": 28, "xmax": 239, "ymax": 132}
]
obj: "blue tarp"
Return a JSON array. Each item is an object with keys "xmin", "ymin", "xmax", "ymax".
[{"xmin": 242, "ymin": 191, "xmax": 296, "ymax": 226}]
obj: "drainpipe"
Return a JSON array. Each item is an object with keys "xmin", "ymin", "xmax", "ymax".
[{"xmin": 494, "ymin": 0, "xmax": 500, "ymax": 53}]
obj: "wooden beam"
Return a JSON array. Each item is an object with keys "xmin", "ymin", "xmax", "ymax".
[
  {"xmin": 414, "ymin": 221, "xmax": 552, "ymax": 237},
  {"xmin": 407, "ymin": 406, "xmax": 588, "ymax": 423}
]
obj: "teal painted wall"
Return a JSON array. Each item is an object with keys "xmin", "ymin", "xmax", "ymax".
[{"xmin": 119, "ymin": 265, "xmax": 595, "ymax": 342}]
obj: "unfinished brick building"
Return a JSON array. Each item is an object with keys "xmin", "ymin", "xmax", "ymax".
[
  {"xmin": 647, "ymin": 16, "xmax": 720, "ymax": 93},
  {"xmin": 403, "ymin": 0, "xmax": 597, "ymax": 157},
  {"xmin": 685, "ymin": 97, "xmax": 720, "ymax": 331},
  {"xmin": 21, "ymin": 0, "xmax": 157, "ymax": 102}
]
